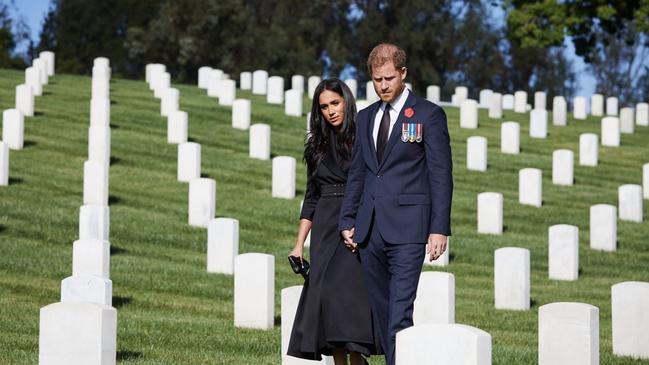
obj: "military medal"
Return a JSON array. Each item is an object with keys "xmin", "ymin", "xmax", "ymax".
[
  {"xmin": 416, "ymin": 123, "xmax": 423, "ymax": 143},
  {"xmin": 401, "ymin": 123, "xmax": 409, "ymax": 142},
  {"xmin": 408, "ymin": 123, "xmax": 416, "ymax": 142}
]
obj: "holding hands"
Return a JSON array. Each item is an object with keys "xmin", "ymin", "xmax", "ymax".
[{"xmin": 342, "ymin": 227, "xmax": 357, "ymax": 253}]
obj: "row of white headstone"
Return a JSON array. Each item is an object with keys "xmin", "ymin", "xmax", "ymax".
[
  {"xmin": 1, "ymin": 52, "xmax": 54, "ymax": 185},
  {"xmin": 39, "ymin": 57, "xmax": 118, "ymax": 365},
  {"xmin": 436, "ymin": 86, "xmax": 649, "ymax": 124}
]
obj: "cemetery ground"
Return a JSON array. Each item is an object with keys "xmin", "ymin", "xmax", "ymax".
[{"xmin": 1, "ymin": 67, "xmax": 648, "ymax": 364}]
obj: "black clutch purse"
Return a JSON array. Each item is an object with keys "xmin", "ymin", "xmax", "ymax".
[{"xmin": 288, "ymin": 255, "xmax": 310, "ymax": 279}]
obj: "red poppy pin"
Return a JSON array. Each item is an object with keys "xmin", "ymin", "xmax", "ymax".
[{"xmin": 404, "ymin": 107, "xmax": 414, "ymax": 118}]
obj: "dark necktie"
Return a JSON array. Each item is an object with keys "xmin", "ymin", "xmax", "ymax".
[{"xmin": 376, "ymin": 103, "xmax": 391, "ymax": 162}]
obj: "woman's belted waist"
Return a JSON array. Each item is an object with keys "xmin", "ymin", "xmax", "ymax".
[{"xmin": 320, "ymin": 183, "xmax": 346, "ymax": 197}]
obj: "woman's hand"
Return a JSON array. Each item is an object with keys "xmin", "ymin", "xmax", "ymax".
[{"xmin": 289, "ymin": 244, "xmax": 303, "ymax": 260}]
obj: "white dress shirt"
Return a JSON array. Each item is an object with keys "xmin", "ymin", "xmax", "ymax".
[{"xmin": 372, "ymin": 88, "xmax": 410, "ymax": 149}]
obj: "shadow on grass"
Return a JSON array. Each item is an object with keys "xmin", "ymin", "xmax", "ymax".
[
  {"xmin": 0, "ymin": 224, "xmax": 6, "ymax": 233},
  {"xmin": 110, "ymin": 123, "xmax": 120, "ymax": 129},
  {"xmin": 113, "ymin": 296, "xmax": 133, "ymax": 308},
  {"xmin": 531, "ymin": 298, "xmax": 538, "ymax": 308},
  {"xmin": 111, "ymin": 100, "xmax": 118, "ymax": 105},
  {"xmin": 8, "ymin": 177, "xmax": 24, "ymax": 185},
  {"xmin": 200, "ymin": 172, "xmax": 212, "ymax": 179},
  {"xmin": 188, "ymin": 137, "xmax": 197, "ymax": 143},
  {"xmin": 110, "ymin": 246, "xmax": 128, "ymax": 256},
  {"xmin": 23, "ymin": 140, "xmax": 37, "ymax": 148},
  {"xmin": 110, "ymin": 156, "xmax": 121, "ymax": 166},
  {"xmin": 34, "ymin": 111, "xmax": 44, "ymax": 116},
  {"xmin": 117, "ymin": 350, "xmax": 143, "ymax": 361},
  {"xmin": 270, "ymin": 153, "xmax": 278, "ymax": 159},
  {"xmin": 274, "ymin": 315, "xmax": 281, "ymax": 326},
  {"xmin": 42, "ymin": 91, "xmax": 52, "ymax": 96},
  {"xmin": 109, "ymin": 195, "xmax": 121, "ymax": 205}
]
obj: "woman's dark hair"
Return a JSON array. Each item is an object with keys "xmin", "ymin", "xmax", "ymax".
[{"xmin": 304, "ymin": 78, "xmax": 357, "ymax": 174}]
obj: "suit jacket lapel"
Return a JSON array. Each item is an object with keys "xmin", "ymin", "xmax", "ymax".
[{"xmin": 378, "ymin": 91, "xmax": 417, "ymax": 170}]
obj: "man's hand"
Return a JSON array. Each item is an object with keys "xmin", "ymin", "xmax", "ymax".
[
  {"xmin": 342, "ymin": 228, "xmax": 357, "ymax": 252},
  {"xmin": 426, "ymin": 234, "xmax": 447, "ymax": 262}
]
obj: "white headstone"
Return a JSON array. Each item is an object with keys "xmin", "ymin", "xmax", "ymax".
[
  {"xmin": 240, "ymin": 71, "xmax": 252, "ymax": 90},
  {"xmin": 460, "ymin": 99, "xmax": 478, "ymax": 129},
  {"xmin": 366, "ymin": 81, "xmax": 379, "ymax": 103},
  {"xmin": 502, "ymin": 94, "xmax": 514, "ymax": 110},
  {"xmin": 479, "ymin": 89, "xmax": 493, "ymax": 108},
  {"xmin": 589, "ymin": 204, "xmax": 616, "ymax": 252},
  {"xmin": 548, "ymin": 225, "xmax": 579, "ymax": 281},
  {"xmin": 90, "ymin": 98, "xmax": 110, "ymax": 128},
  {"xmin": 153, "ymin": 72, "xmax": 170, "ymax": 99},
  {"xmin": 167, "ymin": 110, "xmax": 188, "ymax": 144},
  {"xmin": 188, "ymin": 178, "xmax": 216, "ymax": 228},
  {"xmin": 15, "ymin": 84, "xmax": 34, "ymax": 117},
  {"xmin": 573, "ymin": 97, "xmax": 587, "ymax": 120},
  {"xmin": 39, "ymin": 302, "xmax": 117, "ymax": 365},
  {"xmin": 500, "ymin": 122, "xmax": 520, "ymax": 154},
  {"xmin": 0, "ymin": 141, "xmax": 8, "ymax": 186},
  {"xmin": 344, "ymin": 79, "xmax": 357, "ymax": 98},
  {"xmin": 60, "ymin": 275, "xmax": 112, "ymax": 306},
  {"xmin": 291, "ymin": 75, "xmax": 305, "ymax": 93},
  {"xmin": 534, "ymin": 91, "xmax": 546, "ymax": 110},
  {"xmin": 88, "ymin": 125, "xmax": 111, "ymax": 166},
  {"xmin": 427, "ymin": 85, "xmax": 440, "ymax": 103},
  {"xmin": 93, "ymin": 57, "xmax": 110, "ymax": 69},
  {"xmin": 234, "ymin": 253, "xmax": 274, "ymax": 329},
  {"xmin": 636, "ymin": 103, "xmax": 649, "ymax": 126},
  {"xmin": 2, "ymin": 109, "xmax": 24, "ymax": 150},
  {"xmin": 514, "ymin": 91, "xmax": 527, "ymax": 113},
  {"xmin": 72, "ymin": 239, "xmax": 110, "ymax": 278},
  {"xmin": 160, "ymin": 88, "xmax": 180, "ymax": 116},
  {"xmin": 250, "ymin": 124, "xmax": 271, "ymax": 160},
  {"xmin": 92, "ymin": 69, "xmax": 109, "ymax": 100},
  {"xmin": 285, "ymin": 89, "xmax": 303, "ymax": 117},
  {"xmin": 591, "ymin": 94, "xmax": 604, "ymax": 116},
  {"xmin": 207, "ymin": 218, "xmax": 238, "ymax": 274},
  {"xmin": 83, "ymin": 160, "xmax": 108, "ymax": 206},
  {"xmin": 519, "ymin": 168, "xmax": 542, "ymax": 207},
  {"xmin": 79, "ymin": 205, "xmax": 109, "ymax": 241},
  {"xmin": 177, "ymin": 142, "xmax": 201, "ymax": 182},
  {"xmin": 396, "ymin": 324, "xmax": 492, "ymax": 365},
  {"xmin": 273, "ymin": 156, "xmax": 296, "ymax": 199},
  {"xmin": 601, "ymin": 116, "xmax": 621, "ymax": 147},
  {"xmin": 530, "ymin": 109, "xmax": 548, "ymax": 138},
  {"xmin": 25, "ymin": 66, "xmax": 42, "ymax": 96},
  {"xmin": 644, "ymin": 163, "xmax": 649, "ymax": 200},
  {"xmin": 308, "ymin": 76, "xmax": 321, "ymax": 98},
  {"xmin": 267, "ymin": 76, "xmax": 284, "ymax": 104},
  {"xmin": 40, "ymin": 51, "xmax": 55, "ymax": 76},
  {"xmin": 538, "ymin": 302, "xmax": 599, "ymax": 365},
  {"xmin": 579, "ymin": 133, "xmax": 598, "ymax": 166},
  {"xmin": 489, "ymin": 93, "xmax": 502, "ymax": 119},
  {"xmin": 494, "ymin": 247, "xmax": 530, "ymax": 310},
  {"xmin": 612, "ymin": 281, "xmax": 649, "ymax": 359},
  {"xmin": 467, "ymin": 136, "xmax": 487, "ymax": 172},
  {"xmin": 219, "ymin": 79, "xmax": 236, "ymax": 106},
  {"xmin": 477, "ymin": 192, "xmax": 503, "ymax": 235},
  {"xmin": 413, "ymin": 272, "xmax": 455, "ymax": 325},
  {"xmin": 618, "ymin": 184, "xmax": 643, "ymax": 223},
  {"xmin": 356, "ymin": 100, "xmax": 370, "ymax": 111},
  {"xmin": 552, "ymin": 149, "xmax": 574, "ymax": 186},
  {"xmin": 454, "ymin": 86, "xmax": 468, "ymax": 106},
  {"xmin": 206, "ymin": 71, "xmax": 221, "ymax": 98},
  {"xmin": 147, "ymin": 63, "xmax": 165, "ymax": 87},
  {"xmin": 232, "ymin": 99, "xmax": 251, "ymax": 130},
  {"xmin": 619, "ymin": 107, "xmax": 634, "ymax": 134},
  {"xmin": 198, "ymin": 66, "xmax": 211, "ymax": 89},
  {"xmin": 33, "ymin": 57, "xmax": 48, "ymax": 85},
  {"xmin": 252, "ymin": 70, "xmax": 268, "ymax": 95},
  {"xmin": 606, "ymin": 97, "xmax": 618, "ymax": 116},
  {"xmin": 552, "ymin": 96, "xmax": 567, "ymax": 126}
]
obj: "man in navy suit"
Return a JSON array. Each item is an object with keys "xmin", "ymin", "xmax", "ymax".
[{"xmin": 339, "ymin": 43, "xmax": 453, "ymax": 365}]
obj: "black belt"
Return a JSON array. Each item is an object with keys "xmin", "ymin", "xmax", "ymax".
[{"xmin": 320, "ymin": 183, "xmax": 346, "ymax": 197}]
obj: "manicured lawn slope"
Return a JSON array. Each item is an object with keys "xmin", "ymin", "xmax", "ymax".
[{"xmin": 1, "ymin": 68, "xmax": 648, "ymax": 364}]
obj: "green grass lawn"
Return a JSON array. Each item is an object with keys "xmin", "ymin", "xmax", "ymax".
[{"xmin": 1, "ymin": 68, "xmax": 648, "ymax": 364}]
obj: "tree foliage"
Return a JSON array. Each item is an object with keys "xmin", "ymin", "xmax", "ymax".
[
  {"xmin": 0, "ymin": 0, "xmax": 29, "ymax": 69},
  {"xmin": 35, "ymin": 0, "xmax": 577, "ymax": 100}
]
